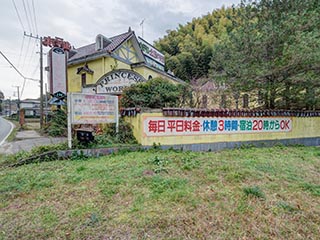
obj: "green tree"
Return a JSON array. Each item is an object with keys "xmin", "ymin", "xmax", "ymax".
[
  {"xmin": 155, "ymin": 7, "xmax": 237, "ymax": 82},
  {"xmin": 210, "ymin": 0, "xmax": 320, "ymax": 109},
  {"xmin": 121, "ymin": 78, "xmax": 190, "ymax": 108}
]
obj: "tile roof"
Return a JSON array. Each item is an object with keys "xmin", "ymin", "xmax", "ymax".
[{"xmin": 68, "ymin": 31, "xmax": 133, "ymax": 62}]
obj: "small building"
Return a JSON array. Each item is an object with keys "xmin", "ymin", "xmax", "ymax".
[
  {"xmin": 67, "ymin": 28, "xmax": 184, "ymax": 96},
  {"xmin": 20, "ymin": 99, "xmax": 40, "ymax": 117}
]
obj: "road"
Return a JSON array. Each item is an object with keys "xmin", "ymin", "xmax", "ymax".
[{"xmin": 0, "ymin": 116, "xmax": 14, "ymax": 146}]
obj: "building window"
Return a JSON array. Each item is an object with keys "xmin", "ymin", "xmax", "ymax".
[
  {"xmin": 81, "ymin": 73, "xmax": 86, "ymax": 87},
  {"xmin": 148, "ymin": 75, "xmax": 153, "ymax": 80}
]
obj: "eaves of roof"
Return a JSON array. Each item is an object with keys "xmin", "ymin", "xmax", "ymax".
[
  {"xmin": 68, "ymin": 31, "xmax": 134, "ymax": 66},
  {"xmin": 68, "ymin": 51, "xmax": 110, "ymax": 66}
]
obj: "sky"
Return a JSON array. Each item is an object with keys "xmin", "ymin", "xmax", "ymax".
[{"xmin": 0, "ymin": 0, "xmax": 240, "ymax": 100}]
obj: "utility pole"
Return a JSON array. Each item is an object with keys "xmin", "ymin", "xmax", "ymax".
[
  {"xmin": 40, "ymin": 36, "xmax": 44, "ymax": 129},
  {"xmin": 24, "ymin": 32, "xmax": 44, "ymax": 129},
  {"xmin": 45, "ymin": 83, "xmax": 48, "ymax": 124},
  {"xmin": 12, "ymin": 85, "xmax": 20, "ymax": 109},
  {"xmin": 9, "ymin": 97, "xmax": 11, "ymax": 117},
  {"xmin": 12, "ymin": 85, "xmax": 20, "ymax": 121},
  {"xmin": 140, "ymin": 19, "xmax": 145, "ymax": 38}
]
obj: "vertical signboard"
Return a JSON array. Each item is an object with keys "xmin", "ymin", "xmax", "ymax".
[{"xmin": 48, "ymin": 47, "xmax": 67, "ymax": 94}]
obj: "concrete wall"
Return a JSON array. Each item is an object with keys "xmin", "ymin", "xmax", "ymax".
[{"xmin": 125, "ymin": 112, "xmax": 320, "ymax": 150}]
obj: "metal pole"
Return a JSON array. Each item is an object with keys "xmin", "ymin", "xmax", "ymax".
[
  {"xmin": 40, "ymin": 36, "xmax": 44, "ymax": 129},
  {"xmin": 115, "ymin": 97, "xmax": 119, "ymax": 134},
  {"xmin": 67, "ymin": 92, "xmax": 72, "ymax": 149},
  {"xmin": 12, "ymin": 86, "xmax": 20, "ymax": 121},
  {"xmin": 9, "ymin": 97, "xmax": 11, "ymax": 116},
  {"xmin": 15, "ymin": 86, "xmax": 20, "ymax": 110},
  {"xmin": 45, "ymin": 83, "xmax": 48, "ymax": 124}
]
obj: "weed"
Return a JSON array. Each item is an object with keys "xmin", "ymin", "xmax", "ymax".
[
  {"xmin": 84, "ymin": 213, "xmax": 99, "ymax": 227},
  {"xmin": 148, "ymin": 155, "xmax": 169, "ymax": 173},
  {"xmin": 152, "ymin": 142, "xmax": 162, "ymax": 150},
  {"xmin": 240, "ymin": 143, "xmax": 256, "ymax": 149},
  {"xmin": 276, "ymin": 201, "xmax": 298, "ymax": 212},
  {"xmin": 70, "ymin": 150, "xmax": 89, "ymax": 161},
  {"xmin": 181, "ymin": 156, "xmax": 200, "ymax": 170},
  {"xmin": 301, "ymin": 183, "xmax": 320, "ymax": 196},
  {"xmin": 226, "ymin": 170, "xmax": 248, "ymax": 182},
  {"xmin": 76, "ymin": 166, "xmax": 86, "ymax": 172},
  {"xmin": 243, "ymin": 186, "xmax": 266, "ymax": 199}
]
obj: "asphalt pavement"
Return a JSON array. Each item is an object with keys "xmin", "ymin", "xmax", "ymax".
[
  {"xmin": 0, "ymin": 117, "xmax": 14, "ymax": 146},
  {"xmin": 0, "ymin": 119, "xmax": 67, "ymax": 155}
]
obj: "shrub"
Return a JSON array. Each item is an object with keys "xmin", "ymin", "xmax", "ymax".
[
  {"xmin": 121, "ymin": 77, "xmax": 191, "ymax": 108},
  {"xmin": 44, "ymin": 109, "xmax": 67, "ymax": 137},
  {"xmin": 94, "ymin": 119, "xmax": 137, "ymax": 145}
]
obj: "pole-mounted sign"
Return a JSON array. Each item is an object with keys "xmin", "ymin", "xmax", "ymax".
[
  {"xmin": 67, "ymin": 93, "xmax": 119, "ymax": 148},
  {"xmin": 42, "ymin": 36, "xmax": 71, "ymax": 51}
]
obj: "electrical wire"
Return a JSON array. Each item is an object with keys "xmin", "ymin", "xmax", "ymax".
[
  {"xmin": 30, "ymin": 60, "xmax": 40, "ymax": 77},
  {"xmin": 26, "ymin": 0, "xmax": 36, "ymax": 34},
  {"xmin": 26, "ymin": 39, "xmax": 37, "ymax": 76},
  {"xmin": 22, "ymin": 0, "xmax": 33, "ymax": 33},
  {"xmin": 20, "ymin": 77, "xmax": 27, "ymax": 98},
  {"xmin": 0, "ymin": 51, "xmax": 39, "ymax": 99},
  {"xmin": 17, "ymin": 35, "xmax": 25, "ymax": 68},
  {"xmin": 31, "ymin": 0, "xmax": 38, "ymax": 35},
  {"xmin": 11, "ymin": 0, "xmax": 25, "ymax": 31},
  {"xmin": 21, "ymin": 36, "xmax": 31, "ymax": 72},
  {"xmin": 0, "ymin": 51, "xmax": 25, "ymax": 79}
]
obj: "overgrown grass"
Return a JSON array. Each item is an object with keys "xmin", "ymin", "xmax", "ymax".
[{"xmin": 0, "ymin": 146, "xmax": 319, "ymax": 239}]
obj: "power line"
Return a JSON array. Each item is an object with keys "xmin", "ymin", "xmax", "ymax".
[
  {"xmin": 26, "ymin": 0, "xmax": 36, "ymax": 34},
  {"xmin": 31, "ymin": 0, "xmax": 38, "ymax": 34},
  {"xmin": 11, "ymin": 0, "xmax": 25, "ymax": 31},
  {"xmin": 30, "ymin": 60, "xmax": 39, "ymax": 76},
  {"xmin": 0, "ymin": 51, "xmax": 39, "ymax": 81},
  {"xmin": 20, "ymin": 78, "xmax": 26, "ymax": 98},
  {"xmin": 22, "ymin": 0, "xmax": 32, "ymax": 33},
  {"xmin": 21, "ymin": 34, "xmax": 31, "ymax": 72},
  {"xmin": 17, "ymin": 35, "xmax": 25, "ymax": 68},
  {"xmin": 26, "ymin": 39, "xmax": 38, "ymax": 75},
  {"xmin": 0, "ymin": 51, "xmax": 25, "ymax": 79}
]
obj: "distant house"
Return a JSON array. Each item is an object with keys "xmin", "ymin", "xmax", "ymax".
[
  {"xmin": 0, "ymin": 90, "xmax": 4, "ymax": 114},
  {"xmin": 20, "ymin": 99, "xmax": 40, "ymax": 117},
  {"xmin": 1, "ymin": 99, "xmax": 18, "ymax": 116}
]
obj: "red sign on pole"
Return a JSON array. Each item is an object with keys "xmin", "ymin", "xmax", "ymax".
[{"xmin": 42, "ymin": 36, "xmax": 71, "ymax": 51}]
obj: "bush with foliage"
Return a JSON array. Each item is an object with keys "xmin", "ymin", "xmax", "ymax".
[
  {"xmin": 94, "ymin": 119, "xmax": 138, "ymax": 146},
  {"xmin": 120, "ymin": 77, "xmax": 191, "ymax": 108},
  {"xmin": 44, "ymin": 108, "xmax": 67, "ymax": 137}
]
